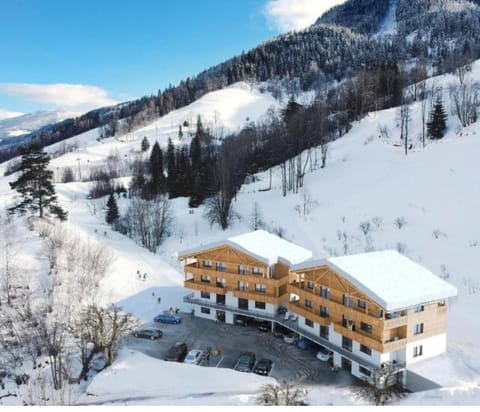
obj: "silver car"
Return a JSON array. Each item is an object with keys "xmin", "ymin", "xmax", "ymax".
[{"xmin": 184, "ymin": 349, "xmax": 204, "ymax": 365}]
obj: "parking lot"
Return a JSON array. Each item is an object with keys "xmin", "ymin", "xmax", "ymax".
[{"xmin": 125, "ymin": 313, "xmax": 361, "ymax": 388}]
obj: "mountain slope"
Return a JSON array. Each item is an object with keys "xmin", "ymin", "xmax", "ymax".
[{"xmin": 1, "ymin": 60, "xmax": 480, "ymax": 405}]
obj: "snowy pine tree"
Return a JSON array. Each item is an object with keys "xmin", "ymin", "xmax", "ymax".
[
  {"xmin": 106, "ymin": 193, "xmax": 119, "ymax": 225},
  {"xmin": 141, "ymin": 136, "xmax": 150, "ymax": 152},
  {"xmin": 9, "ymin": 146, "xmax": 67, "ymax": 221},
  {"xmin": 427, "ymin": 97, "xmax": 448, "ymax": 140}
]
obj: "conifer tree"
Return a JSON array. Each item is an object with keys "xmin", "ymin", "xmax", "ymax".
[
  {"xmin": 9, "ymin": 146, "xmax": 67, "ymax": 221},
  {"xmin": 166, "ymin": 138, "xmax": 178, "ymax": 196},
  {"xmin": 149, "ymin": 141, "xmax": 165, "ymax": 196},
  {"xmin": 427, "ymin": 97, "xmax": 448, "ymax": 140},
  {"xmin": 106, "ymin": 193, "xmax": 119, "ymax": 225},
  {"xmin": 141, "ymin": 136, "xmax": 150, "ymax": 152}
]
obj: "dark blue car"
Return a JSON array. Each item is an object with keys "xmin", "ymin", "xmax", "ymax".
[
  {"xmin": 297, "ymin": 337, "xmax": 320, "ymax": 350},
  {"xmin": 154, "ymin": 313, "xmax": 182, "ymax": 324}
]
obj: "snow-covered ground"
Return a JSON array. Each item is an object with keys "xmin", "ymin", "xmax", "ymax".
[
  {"xmin": 1, "ymin": 64, "xmax": 480, "ymax": 405},
  {"xmin": 0, "ymin": 109, "xmax": 80, "ymax": 142}
]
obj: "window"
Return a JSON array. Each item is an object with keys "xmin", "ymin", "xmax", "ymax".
[
  {"xmin": 200, "ymin": 274, "xmax": 210, "ymax": 283},
  {"xmin": 203, "ymin": 260, "xmax": 212, "ymax": 268},
  {"xmin": 360, "ymin": 344, "xmax": 372, "ymax": 356},
  {"xmin": 238, "ymin": 298, "xmax": 248, "ymax": 310},
  {"xmin": 307, "ymin": 281, "xmax": 315, "ymax": 290},
  {"xmin": 360, "ymin": 322, "xmax": 372, "ymax": 334},
  {"xmin": 255, "ymin": 283, "xmax": 266, "ymax": 293},
  {"xmin": 252, "ymin": 266, "xmax": 263, "ymax": 275},
  {"xmin": 320, "ymin": 286, "xmax": 330, "ymax": 299},
  {"xmin": 255, "ymin": 301, "xmax": 266, "ymax": 310},
  {"xmin": 320, "ymin": 305, "xmax": 329, "ymax": 318},
  {"xmin": 238, "ymin": 265, "xmax": 246, "ymax": 275},
  {"xmin": 342, "ymin": 336, "xmax": 352, "ymax": 352},
  {"xmin": 200, "ymin": 307, "xmax": 210, "ymax": 314},
  {"xmin": 414, "ymin": 323, "xmax": 424, "ymax": 335},
  {"xmin": 305, "ymin": 318, "xmax": 314, "ymax": 328},
  {"xmin": 305, "ymin": 299, "xmax": 313, "ymax": 308},
  {"xmin": 200, "ymin": 291, "xmax": 210, "ymax": 299},
  {"xmin": 238, "ymin": 280, "xmax": 248, "ymax": 291},
  {"xmin": 216, "ymin": 262, "xmax": 226, "ymax": 272},
  {"xmin": 415, "ymin": 304, "xmax": 424, "ymax": 313},
  {"xmin": 216, "ymin": 278, "xmax": 226, "ymax": 288},
  {"xmin": 359, "ymin": 366, "xmax": 371, "ymax": 377},
  {"xmin": 342, "ymin": 294, "xmax": 354, "ymax": 308},
  {"xmin": 342, "ymin": 315, "xmax": 355, "ymax": 331},
  {"xmin": 413, "ymin": 345, "xmax": 423, "ymax": 357},
  {"xmin": 358, "ymin": 299, "xmax": 366, "ymax": 309},
  {"xmin": 320, "ymin": 325, "xmax": 329, "ymax": 340}
]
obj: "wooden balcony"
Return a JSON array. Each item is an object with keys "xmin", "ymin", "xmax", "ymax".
[
  {"xmin": 287, "ymin": 301, "xmax": 330, "ymax": 326},
  {"xmin": 333, "ymin": 322, "xmax": 384, "ymax": 353},
  {"xmin": 333, "ymin": 322, "xmax": 407, "ymax": 354},
  {"xmin": 288, "ymin": 282, "xmax": 383, "ymax": 327},
  {"xmin": 184, "ymin": 279, "xmax": 228, "ymax": 295},
  {"xmin": 384, "ymin": 315, "xmax": 408, "ymax": 329},
  {"xmin": 382, "ymin": 337, "xmax": 408, "ymax": 352},
  {"xmin": 232, "ymin": 288, "xmax": 285, "ymax": 304},
  {"xmin": 185, "ymin": 265, "xmax": 287, "ymax": 287}
]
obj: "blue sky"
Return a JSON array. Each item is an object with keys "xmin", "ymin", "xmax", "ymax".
[{"xmin": 0, "ymin": 0, "xmax": 345, "ymax": 116}]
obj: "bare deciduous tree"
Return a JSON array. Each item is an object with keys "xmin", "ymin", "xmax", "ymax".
[
  {"xmin": 249, "ymin": 202, "xmax": 265, "ymax": 231},
  {"xmin": 355, "ymin": 369, "xmax": 406, "ymax": 406},
  {"xmin": 257, "ymin": 381, "xmax": 308, "ymax": 406},
  {"xmin": 80, "ymin": 305, "xmax": 138, "ymax": 369}
]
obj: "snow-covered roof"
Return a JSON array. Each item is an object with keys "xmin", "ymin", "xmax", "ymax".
[
  {"xmin": 291, "ymin": 250, "xmax": 458, "ymax": 311},
  {"xmin": 178, "ymin": 230, "xmax": 312, "ymax": 266}
]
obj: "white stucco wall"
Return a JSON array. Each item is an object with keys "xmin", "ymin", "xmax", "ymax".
[
  {"xmin": 297, "ymin": 315, "xmax": 320, "ymax": 335},
  {"xmin": 405, "ymin": 333, "xmax": 447, "ymax": 365}
]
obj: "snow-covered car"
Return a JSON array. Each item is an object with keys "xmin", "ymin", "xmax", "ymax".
[
  {"xmin": 184, "ymin": 349, "xmax": 204, "ymax": 365},
  {"xmin": 283, "ymin": 332, "xmax": 299, "ymax": 344},
  {"xmin": 154, "ymin": 313, "xmax": 182, "ymax": 324},
  {"xmin": 316, "ymin": 346, "xmax": 333, "ymax": 362},
  {"xmin": 132, "ymin": 328, "xmax": 163, "ymax": 340}
]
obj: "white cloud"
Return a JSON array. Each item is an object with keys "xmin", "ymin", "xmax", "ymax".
[
  {"xmin": 264, "ymin": 0, "xmax": 347, "ymax": 32},
  {"xmin": 0, "ymin": 108, "xmax": 24, "ymax": 120},
  {"xmin": 0, "ymin": 83, "xmax": 117, "ymax": 111}
]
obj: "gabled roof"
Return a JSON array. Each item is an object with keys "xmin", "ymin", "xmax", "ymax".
[
  {"xmin": 178, "ymin": 230, "xmax": 312, "ymax": 266},
  {"xmin": 291, "ymin": 250, "xmax": 458, "ymax": 311}
]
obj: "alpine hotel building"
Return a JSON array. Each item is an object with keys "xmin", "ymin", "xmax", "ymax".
[{"xmin": 179, "ymin": 230, "xmax": 457, "ymax": 384}]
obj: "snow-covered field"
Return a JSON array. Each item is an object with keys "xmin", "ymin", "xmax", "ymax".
[{"xmin": 1, "ymin": 66, "xmax": 480, "ymax": 405}]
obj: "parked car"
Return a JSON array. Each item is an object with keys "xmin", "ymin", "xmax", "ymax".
[
  {"xmin": 184, "ymin": 349, "xmax": 204, "ymax": 365},
  {"xmin": 283, "ymin": 332, "xmax": 299, "ymax": 344},
  {"xmin": 316, "ymin": 346, "xmax": 334, "ymax": 362},
  {"xmin": 273, "ymin": 325, "xmax": 290, "ymax": 338},
  {"xmin": 154, "ymin": 313, "xmax": 182, "ymax": 324},
  {"xmin": 253, "ymin": 358, "xmax": 273, "ymax": 376},
  {"xmin": 297, "ymin": 337, "xmax": 320, "ymax": 351},
  {"xmin": 234, "ymin": 315, "xmax": 250, "ymax": 326},
  {"xmin": 256, "ymin": 321, "xmax": 270, "ymax": 332},
  {"xmin": 165, "ymin": 342, "xmax": 188, "ymax": 362},
  {"xmin": 132, "ymin": 327, "xmax": 163, "ymax": 340},
  {"xmin": 234, "ymin": 352, "xmax": 256, "ymax": 372}
]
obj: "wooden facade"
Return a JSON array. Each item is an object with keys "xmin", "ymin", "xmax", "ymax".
[
  {"xmin": 180, "ymin": 245, "xmax": 290, "ymax": 305},
  {"xmin": 288, "ymin": 264, "xmax": 448, "ymax": 354}
]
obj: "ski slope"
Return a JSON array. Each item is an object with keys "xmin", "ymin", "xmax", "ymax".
[{"xmin": 1, "ymin": 66, "xmax": 480, "ymax": 405}]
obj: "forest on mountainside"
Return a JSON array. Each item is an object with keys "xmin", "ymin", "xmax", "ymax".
[{"xmin": 2, "ymin": 0, "xmax": 480, "ymax": 166}]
